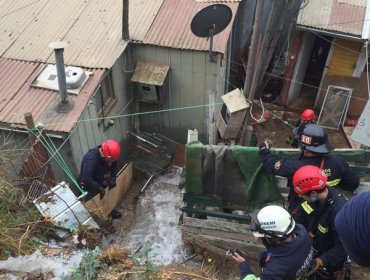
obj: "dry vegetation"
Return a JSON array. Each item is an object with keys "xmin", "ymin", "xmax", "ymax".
[{"xmin": 0, "ymin": 135, "xmax": 50, "ymax": 260}]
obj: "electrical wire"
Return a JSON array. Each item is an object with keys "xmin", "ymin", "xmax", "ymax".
[
  {"xmin": 27, "ymin": 102, "xmax": 224, "ymax": 129},
  {"xmin": 366, "ymin": 41, "xmax": 370, "ymax": 98},
  {"xmin": 29, "ymin": 128, "xmax": 85, "ymax": 196}
]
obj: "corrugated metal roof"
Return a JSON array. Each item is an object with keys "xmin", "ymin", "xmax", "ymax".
[
  {"xmin": 0, "ymin": 0, "xmax": 132, "ymax": 68},
  {"xmin": 143, "ymin": 0, "xmax": 239, "ymax": 53},
  {"xmin": 297, "ymin": 0, "xmax": 366, "ymax": 36},
  {"xmin": 0, "ymin": 58, "xmax": 104, "ymax": 133},
  {"xmin": 129, "ymin": 0, "xmax": 165, "ymax": 42},
  {"xmin": 338, "ymin": 0, "xmax": 366, "ymax": 7},
  {"xmin": 194, "ymin": 0, "xmax": 241, "ymax": 2}
]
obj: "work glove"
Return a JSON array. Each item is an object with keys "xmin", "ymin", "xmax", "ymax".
[
  {"xmin": 108, "ymin": 180, "xmax": 116, "ymax": 190},
  {"xmin": 99, "ymin": 188, "xmax": 105, "ymax": 199},
  {"xmin": 307, "ymin": 257, "xmax": 324, "ymax": 276},
  {"xmin": 259, "ymin": 140, "xmax": 270, "ymax": 152}
]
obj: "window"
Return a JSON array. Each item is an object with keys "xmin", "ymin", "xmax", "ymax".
[{"xmin": 95, "ymin": 72, "xmax": 116, "ymax": 117}]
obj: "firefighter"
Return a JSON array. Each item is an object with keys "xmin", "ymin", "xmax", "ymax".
[
  {"xmin": 259, "ymin": 123, "xmax": 359, "ymax": 215},
  {"xmin": 290, "ymin": 109, "xmax": 315, "ymax": 148},
  {"xmin": 79, "ymin": 140, "xmax": 122, "ymax": 219},
  {"xmin": 231, "ymin": 205, "xmax": 314, "ymax": 280},
  {"xmin": 335, "ymin": 191, "xmax": 370, "ymax": 266},
  {"xmin": 293, "ymin": 165, "xmax": 349, "ymax": 279}
]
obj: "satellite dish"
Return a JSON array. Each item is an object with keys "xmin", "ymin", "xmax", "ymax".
[{"xmin": 190, "ymin": 4, "xmax": 232, "ymax": 62}]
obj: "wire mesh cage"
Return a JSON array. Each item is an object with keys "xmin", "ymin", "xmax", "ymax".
[{"xmin": 128, "ymin": 131, "xmax": 175, "ymax": 176}]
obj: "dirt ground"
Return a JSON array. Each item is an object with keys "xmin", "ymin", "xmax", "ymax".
[{"xmin": 253, "ymin": 106, "xmax": 352, "ymax": 149}]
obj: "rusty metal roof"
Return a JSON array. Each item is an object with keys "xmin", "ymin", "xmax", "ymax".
[
  {"xmin": 129, "ymin": 0, "xmax": 165, "ymax": 42},
  {"xmin": 0, "ymin": 0, "xmax": 136, "ymax": 68},
  {"xmin": 297, "ymin": 0, "xmax": 366, "ymax": 36},
  {"xmin": 143, "ymin": 0, "xmax": 240, "ymax": 53},
  {"xmin": 194, "ymin": 0, "xmax": 241, "ymax": 2},
  {"xmin": 0, "ymin": 58, "xmax": 105, "ymax": 133},
  {"xmin": 131, "ymin": 61, "xmax": 170, "ymax": 86}
]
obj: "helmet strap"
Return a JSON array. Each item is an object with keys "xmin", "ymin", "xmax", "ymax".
[
  {"xmin": 261, "ymin": 236, "xmax": 285, "ymax": 248},
  {"xmin": 309, "ymin": 194, "xmax": 318, "ymax": 203},
  {"xmin": 299, "ymin": 145, "xmax": 305, "ymax": 160}
]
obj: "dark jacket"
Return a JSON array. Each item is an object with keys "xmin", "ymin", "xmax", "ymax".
[
  {"xmin": 79, "ymin": 146, "xmax": 118, "ymax": 198},
  {"xmin": 295, "ymin": 187, "xmax": 348, "ymax": 268},
  {"xmin": 335, "ymin": 191, "xmax": 370, "ymax": 266},
  {"xmin": 259, "ymin": 149, "xmax": 359, "ymax": 212},
  {"xmin": 239, "ymin": 224, "xmax": 314, "ymax": 280}
]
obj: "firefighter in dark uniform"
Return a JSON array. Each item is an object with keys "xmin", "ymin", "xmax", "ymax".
[
  {"xmin": 259, "ymin": 124, "xmax": 359, "ymax": 215},
  {"xmin": 290, "ymin": 109, "xmax": 315, "ymax": 148},
  {"xmin": 293, "ymin": 165, "xmax": 349, "ymax": 279},
  {"xmin": 231, "ymin": 205, "xmax": 314, "ymax": 280},
  {"xmin": 335, "ymin": 191, "xmax": 370, "ymax": 267},
  {"xmin": 79, "ymin": 139, "xmax": 122, "ymax": 219}
]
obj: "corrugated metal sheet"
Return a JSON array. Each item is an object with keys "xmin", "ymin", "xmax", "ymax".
[
  {"xmin": 20, "ymin": 141, "xmax": 55, "ymax": 189},
  {"xmin": 0, "ymin": 58, "xmax": 105, "ymax": 133},
  {"xmin": 129, "ymin": 0, "xmax": 165, "ymax": 42},
  {"xmin": 194, "ymin": 0, "xmax": 241, "ymax": 2},
  {"xmin": 297, "ymin": 0, "xmax": 366, "ymax": 36},
  {"xmin": 0, "ymin": 0, "xmax": 129, "ymax": 68},
  {"xmin": 34, "ymin": 182, "xmax": 99, "ymax": 237},
  {"xmin": 143, "ymin": 0, "xmax": 239, "ymax": 53},
  {"xmin": 338, "ymin": 0, "xmax": 366, "ymax": 7},
  {"xmin": 327, "ymin": 39, "xmax": 362, "ymax": 76},
  {"xmin": 131, "ymin": 61, "xmax": 170, "ymax": 86}
]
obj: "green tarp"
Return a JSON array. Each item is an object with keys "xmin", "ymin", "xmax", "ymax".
[{"xmin": 185, "ymin": 142, "xmax": 282, "ymax": 207}]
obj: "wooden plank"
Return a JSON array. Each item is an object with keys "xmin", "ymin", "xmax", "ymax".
[
  {"xmin": 183, "ymin": 232, "xmax": 264, "ymax": 259},
  {"xmin": 182, "ymin": 225, "xmax": 254, "ymax": 242},
  {"xmin": 272, "ymin": 148, "xmax": 370, "ymax": 163},
  {"xmin": 343, "ymin": 127, "xmax": 362, "ymax": 149},
  {"xmin": 183, "ymin": 216, "xmax": 250, "ymax": 233},
  {"xmin": 84, "ymin": 162, "xmax": 133, "ymax": 217},
  {"xmin": 181, "ymin": 208, "xmax": 251, "ymax": 222}
]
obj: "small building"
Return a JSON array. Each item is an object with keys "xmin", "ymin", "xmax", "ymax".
[
  {"xmin": 129, "ymin": 0, "xmax": 241, "ymax": 143},
  {"xmin": 0, "ymin": 0, "xmax": 154, "ymax": 188},
  {"xmin": 216, "ymin": 88, "xmax": 249, "ymax": 139},
  {"xmin": 281, "ymin": 0, "xmax": 370, "ymax": 128}
]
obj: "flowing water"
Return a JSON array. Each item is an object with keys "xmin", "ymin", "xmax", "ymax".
[
  {"xmin": 124, "ymin": 167, "xmax": 190, "ymax": 265},
  {"xmin": 0, "ymin": 168, "xmax": 189, "ymax": 278},
  {"xmin": 0, "ymin": 249, "xmax": 82, "ymax": 279}
]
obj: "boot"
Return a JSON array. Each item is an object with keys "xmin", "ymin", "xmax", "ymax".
[{"xmin": 109, "ymin": 209, "xmax": 122, "ymax": 219}]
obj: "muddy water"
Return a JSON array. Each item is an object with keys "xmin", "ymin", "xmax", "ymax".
[{"xmin": 124, "ymin": 167, "xmax": 189, "ymax": 265}]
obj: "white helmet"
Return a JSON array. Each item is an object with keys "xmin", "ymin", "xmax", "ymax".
[{"xmin": 250, "ymin": 205, "xmax": 295, "ymax": 238}]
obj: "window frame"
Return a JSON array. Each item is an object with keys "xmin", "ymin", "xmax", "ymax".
[{"xmin": 96, "ymin": 72, "xmax": 116, "ymax": 116}]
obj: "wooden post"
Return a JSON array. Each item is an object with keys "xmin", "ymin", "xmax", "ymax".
[
  {"xmin": 239, "ymin": 0, "xmax": 301, "ymax": 146},
  {"xmin": 239, "ymin": 0, "xmax": 264, "ymax": 146},
  {"xmin": 208, "ymin": 91, "xmax": 217, "ymax": 145},
  {"xmin": 122, "ymin": 0, "xmax": 129, "ymax": 40},
  {"xmin": 24, "ymin": 112, "xmax": 36, "ymax": 143}
]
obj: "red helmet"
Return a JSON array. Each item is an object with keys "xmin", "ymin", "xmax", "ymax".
[
  {"xmin": 293, "ymin": 165, "xmax": 327, "ymax": 195},
  {"xmin": 301, "ymin": 109, "xmax": 315, "ymax": 122},
  {"xmin": 101, "ymin": 140, "xmax": 121, "ymax": 161}
]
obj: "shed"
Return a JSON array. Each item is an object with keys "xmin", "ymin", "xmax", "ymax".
[
  {"xmin": 131, "ymin": 61, "xmax": 170, "ymax": 104},
  {"xmin": 281, "ymin": 0, "xmax": 369, "ymax": 129},
  {"xmin": 0, "ymin": 0, "xmax": 161, "ymax": 191},
  {"xmin": 130, "ymin": 0, "xmax": 241, "ymax": 144},
  {"xmin": 216, "ymin": 88, "xmax": 249, "ymax": 139}
]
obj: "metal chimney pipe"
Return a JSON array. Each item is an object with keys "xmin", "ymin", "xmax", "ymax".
[
  {"xmin": 49, "ymin": 42, "xmax": 68, "ymax": 104},
  {"xmin": 122, "ymin": 0, "xmax": 129, "ymax": 40}
]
